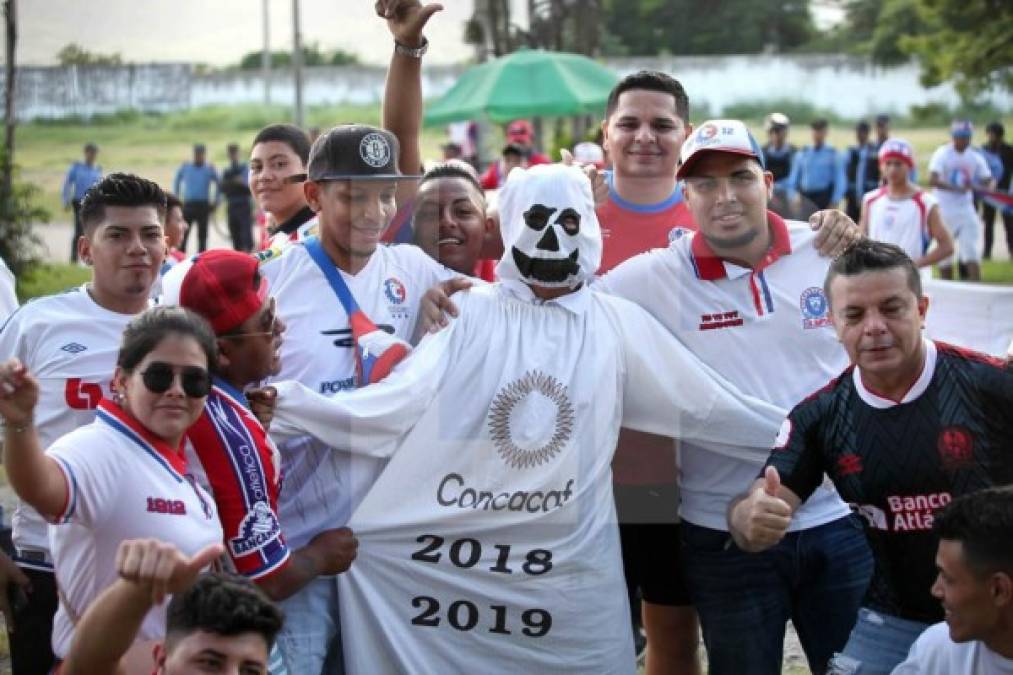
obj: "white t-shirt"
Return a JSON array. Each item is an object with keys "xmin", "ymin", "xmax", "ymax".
[
  {"xmin": 270, "ymin": 282, "xmax": 784, "ymax": 674},
  {"xmin": 892, "ymin": 622, "xmax": 1013, "ymax": 674},
  {"xmin": 864, "ymin": 187, "xmax": 939, "ymax": 266},
  {"xmin": 598, "ymin": 216, "xmax": 852, "ymax": 531},
  {"xmin": 928, "ymin": 143, "xmax": 993, "ymax": 212},
  {"xmin": 48, "ymin": 400, "xmax": 222, "ymax": 658},
  {"xmin": 261, "ymin": 241, "xmax": 457, "ymax": 548},
  {"xmin": 0, "ymin": 257, "xmax": 17, "ymax": 322},
  {"xmin": 0, "ymin": 286, "xmax": 140, "ymax": 560}
]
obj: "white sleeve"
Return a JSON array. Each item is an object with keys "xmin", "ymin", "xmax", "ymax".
[
  {"xmin": 0, "ymin": 259, "xmax": 17, "ymax": 324},
  {"xmin": 928, "ymin": 147, "xmax": 945, "ymax": 175},
  {"xmin": 615, "ymin": 301, "xmax": 787, "ymax": 451},
  {"xmin": 46, "ymin": 431, "xmax": 117, "ymax": 528},
  {"xmin": 270, "ymin": 314, "xmax": 459, "ymax": 458},
  {"xmin": 889, "ymin": 624, "xmax": 947, "ymax": 675},
  {"xmin": 595, "ymin": 246, "xmax": 670, "ymax": 307}
]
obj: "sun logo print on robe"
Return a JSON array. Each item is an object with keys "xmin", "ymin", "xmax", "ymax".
[{"xmin": 487, "ymin": 370, "xmax": 575, "ymax": 469}]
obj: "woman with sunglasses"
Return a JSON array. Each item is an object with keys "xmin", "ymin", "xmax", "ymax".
[{"xmin": 0, "ymin": 306, "xmax": 223, "ymax": 664}]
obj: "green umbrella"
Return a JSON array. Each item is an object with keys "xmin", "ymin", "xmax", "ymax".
[{"xmin": 424, "ymin": 49, "xmax": 619, "ymax": 126}]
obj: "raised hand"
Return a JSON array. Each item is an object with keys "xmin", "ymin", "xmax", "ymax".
[
  {"xmin": 116, "ymin": 538, "xmax": 224, "ymax": 606},
  {"xmin": 730, "ymin": 466, "xmax": 793, "ymax": 552},
  {"xmin": 375, "ymin": 0, "xmax": 444, "ymax": 48},
  {"xmin": 810, "ymin": 209, "xmax": 862, "ymax": 258},
  {"xmin": 0, "ymin": 358, "xmax": 39, "ymax": 428}
]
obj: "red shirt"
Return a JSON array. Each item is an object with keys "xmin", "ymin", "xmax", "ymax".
[{"xmin": 596, "ymin": 172, "xmax": 698, "ymax": 486}]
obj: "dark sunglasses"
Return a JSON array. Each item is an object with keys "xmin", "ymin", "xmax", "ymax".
[{"xmin": 140, "ymin": 362, "xmax": 211, "ymax": 398}]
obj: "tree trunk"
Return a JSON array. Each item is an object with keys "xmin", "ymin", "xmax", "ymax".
[{"xmin": 2, "ymin": 0, "xmax": 16, "ymax": 202}]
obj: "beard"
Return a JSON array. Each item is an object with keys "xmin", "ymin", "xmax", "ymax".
[{"xmin": 702, "ymin": 226, "xmax": 760, "ymax": 251}]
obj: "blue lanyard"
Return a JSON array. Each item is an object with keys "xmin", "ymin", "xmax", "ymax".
[{"xmin": 304, "ymin": 235, "xmax": 362, "ymax": 317}]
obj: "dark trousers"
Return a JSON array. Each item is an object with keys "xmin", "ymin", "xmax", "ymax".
[
  {"xmin": 845, "ymin": 192, "xmax": 862, "ymax": 222},
  {"xmin": 227, "ymin": 199, "xmax": 254, "ymax": 252},
  {"xmin": 799, "ymin": 188, "xmax": 835, "ymax": 219},
  {"xmin": 983, "ymin": 203, "xmax": 1013, "ymax": 259},
  {"xmin": 8, "ymin": 567, "xmax": 57, "ymax": 675},
  {"xmin": 69, "ymin": 200, "xmax": 83, "ymax": 263},
  {"xmin": 181, "ymin": 200, "xmax": 211, "ymax": 253}
]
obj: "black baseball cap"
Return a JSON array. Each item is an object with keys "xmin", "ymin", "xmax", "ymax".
[{"xmin": 307, "ymin": 124, "xmax": 418, "ymax": 181}]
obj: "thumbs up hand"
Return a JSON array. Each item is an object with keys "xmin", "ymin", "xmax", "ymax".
[{"xmin": 729, "ymin": 466, "xmax": 794, "ymax": 553}]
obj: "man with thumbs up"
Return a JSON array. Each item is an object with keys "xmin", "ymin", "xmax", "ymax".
[{"xmin": 729, "ymin": 239, "xmax": 1013, "ymax": 675}]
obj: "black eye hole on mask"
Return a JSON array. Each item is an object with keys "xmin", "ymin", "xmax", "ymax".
[
  {"xmin": 555, "ymin": 208, "xmax": 580, "ymax": 236},
  {"xmin": 523, "ymin": 204, "xmax": 556, "ymax": 231}
]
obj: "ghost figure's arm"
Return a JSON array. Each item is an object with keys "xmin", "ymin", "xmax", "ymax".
[
  {"xmin": 269, "ymin": 320, "xmax": 458, "ymax": 458},
  {"xmin": 616, "ymin": 301, "xmax": 787, "ymax": 450}
]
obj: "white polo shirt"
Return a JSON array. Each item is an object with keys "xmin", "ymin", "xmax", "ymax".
[
  {"xmin": 598, "ymin": 214, "xmax": 851, "ymax": 531},
  {"xmin": 0, "ymin": 286, "xmax": 140, "ymax": 564},
  {"xmin": 47, "ymin": 400, "xmax": 222, "ymax": 658},
  {"xmin": 928, "ymin": 143, "xmax": 992, "ymax": 213},
  {"xmin": 261, "ymin": 241, "xmax": 457, "ymax": 548},
  {"xmin": 892, "ymin": 622, "xmax": 1013, "ymax": 675},
  {"xmin": 864, "ymin": 187, "xmax": 939, "ymax": 265}
]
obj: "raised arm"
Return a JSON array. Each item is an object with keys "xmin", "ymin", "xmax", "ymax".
[
  {"xmin": 914, "ymin": 204, "xmax": 954, "ymax": 268},
  {"xmin": 0, "ymin": 358, "xmax": 69, "ymax": 519}
]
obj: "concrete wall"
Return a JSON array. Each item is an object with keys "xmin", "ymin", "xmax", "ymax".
[{"xmin": 4, "ymin": 55, "xmax": 1010, "ymax": 121}]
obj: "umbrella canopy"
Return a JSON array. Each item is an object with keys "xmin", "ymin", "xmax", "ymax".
[{"xmin": 424, "ymin": 49, "xmax": 619, "ymax": 126}]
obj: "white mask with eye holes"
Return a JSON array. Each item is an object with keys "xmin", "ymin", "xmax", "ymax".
[{"xmin": 495, "ymin": 163, "xmax": 602, "ymax": 289}]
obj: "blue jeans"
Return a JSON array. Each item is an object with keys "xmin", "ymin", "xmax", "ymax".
[
  {"xmin": 275, "ymin": 575, "xmax": 344, "ymax": 674},
  {"xmin": 827, "ymin": 608, "xmax": 930, "ymax": 674},
  {"xmin": 681, "ymin": 515, "xmax": 873, "ymax": 675}
]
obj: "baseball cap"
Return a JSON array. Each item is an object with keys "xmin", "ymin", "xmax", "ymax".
[
  {"xmin": 677, "ymin": 119, "xmax": 766, "ymax": 179},
  {"xmin": 878, "ymin": 138, "xmax": 915, "ymax": 168},
  {"xmin": 176, "ymin": 250, "xmax": 269, "ymax": 335},
  {"xmin": 307, "ymin": 124, "xmax": 417, "ymax": 181},
  {"xmin": 764, "ymin": 112, "xmax": 790, "ymax": 131},
  {"xmin": 506, "ymin": 120, "xmax": 534, "ymax": 143},
  {"xmin": 950, "ymin": 120, "xmax": 973, "ymax": 138}
]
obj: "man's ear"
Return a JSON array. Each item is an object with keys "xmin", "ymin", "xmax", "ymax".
[
  {"xmin": 303, "ymin": 181, "xmax": 322, "ymax": 213},
  {"xmin": 216, "ymin": 338, "xmax": 234, "ymax": 371},
  {"xmin": 153, "ymin": 642, "xmax": 168, "ymax": 671},
  {"xmin": 918, "ymin": 294, "xmax": 930, "ymax": 328},
  {"xmin": 991, "ymin": 571, "xmax": 1012, "ymax": 608},
  {"xmin": 77, "ymin": 232, "xmax": 93, "ymax": 265}
]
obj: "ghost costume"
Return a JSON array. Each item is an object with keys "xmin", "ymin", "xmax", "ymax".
[{"xmin": 271, "ymin": 165, "xmax": 786, "ymax": 674}]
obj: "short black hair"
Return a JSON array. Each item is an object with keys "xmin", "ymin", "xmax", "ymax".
[
  {"xmin": 117, "ymin": 306, "xmax": 219, "ymax": 375},
  {"xmin": 875, "ymin": 114, "xmax": 890, "ymax": 126},
  {"xmin": 165, "ymin": 573, "xmax": 284, "ymax": 651},
  {"xmin": 165, "ymin": 192, "xmax": 183, "ymax": 212},
  {"xmin": 419, "ymin": 162, "xmax": 483, "ymax": 193},
  {"xmin": 986, "ymin": 121, "xmax": 1005, "ymax": 137},
  {"xmin": 79, "ymin": 173, "xmax": 167, "ymax": 232},
  {"xmin": 253, "ymin": 123, "xmax": 311, "ymax": 165},
  {"xmin": 811, "ymin": 118, "xmax": 828, "ymax": 130},
  {"xmin": 604, "ymin": 70, "xmax": 689, "ymax": 123},
  {"xmin": 856, "ymin": 120, "xmax": 870, "ymax": 133},
  {"xmin": 935, "ymin": 487, "xmax": 1013, "ymax": 578},
  {"xmin": 824, "ymin": 239, "xmax": 922, "ymax": 302}
]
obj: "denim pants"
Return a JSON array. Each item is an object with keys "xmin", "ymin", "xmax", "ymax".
[
  {"xmin": 275, "ymin": 575, "xmax": 344, "ymax": 674},
  {"xmin": 681, "ymin": 514, "xmax": 873, "ymax": 675},
  {"xmin": 827, "ymin": 608, "xmax": 931, "ymax": 674}
]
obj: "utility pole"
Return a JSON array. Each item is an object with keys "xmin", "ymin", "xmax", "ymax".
[
  {"xmin": 291, "ymin": 0, "xmax": 304, "ymax": 128},
  {"xmin": 2, "ymin": 0, "xmax": 16, "ymax": 201},
  {"xmin": 262, "ymin": 0, "xmax": 271, "ymax": 106}
]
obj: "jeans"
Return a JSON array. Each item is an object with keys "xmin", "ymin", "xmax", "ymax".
[
  {"xmin": 275, "ymin": 575, "xmax": 344, "ymax": 674},
  {"xmin": 827, "ymin": 608, "xmax": 930, "ymax": 675},
  {"xmin": 681, "ymin": 514, "xmax": 873, "ymax": 675}
]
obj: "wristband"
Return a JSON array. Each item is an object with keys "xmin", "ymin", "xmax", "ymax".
[{"xmin": 394, "ymin": 37, "xmax": 428, "ymax": 58}]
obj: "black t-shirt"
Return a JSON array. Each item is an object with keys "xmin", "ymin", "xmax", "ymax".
[
  {"xmin": 274, "ymin": 206, "xmax": 315, "ymax": 236},
  {"xmin": 766, "ymin": 341, "xmax": 1013, "ymax": 623}
]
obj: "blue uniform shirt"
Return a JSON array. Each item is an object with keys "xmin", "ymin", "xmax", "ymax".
[
  {"xmin": 788, "ymin": 144, "xmax": 846, "ymax": 204},
  {"xmin": 62, "ymin": 162, "xmax": 102, "ymax": 205},
  {"xmin": 174, "ymin": 163, "xmax": 220, "ymax": 203}
]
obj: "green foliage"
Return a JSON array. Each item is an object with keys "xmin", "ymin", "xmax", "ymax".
[
  {"xmin": 599, "ymin": 0, "xmax": 816, "ymax": 56},
  {"xmin": 720, "ymin": 99, "xmax": 842, "ymax": 126},
  {"xmin": 0, "ymin": 157, "xmax": 49, "ymax": 278},
  {"xmin": 56, "ymin": 43, "xmax": 123, "ymax": 66},
  {"xmin": 236, "ymin": 44, "xmax": 359, "ymax": 70},
  {"xmin": 16, "ymin": 263, "xmax": 90, "ymax": 303}
]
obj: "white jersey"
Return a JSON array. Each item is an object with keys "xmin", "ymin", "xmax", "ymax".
[
  {"xmin": 598, "ymin": 215, "xmax": 852, "ymax": 531},
  {"xmin": 864, "ymin": 187, "xmax": 939, "ymax": 264},
  {"xmin": 892, "ymin": 622, "xmax": 1013, "ymax": 675},
  {"xmin": 270, "ymin": 282, "xmax": 784, "ymax": 674},
  {"xmin": 0, "ymin": 257, "xmax": 17, "ymax": 322},
  {"xmin": 928, "ymin": 143, "xmax": 992, "ymax": 212},
  {"xmin": 47, "ymin": 400, "xmax": 222, "ymax": 658},
  {"xmin": 261, "ymin": 241, "xmax": 457, "ymax": 548},
  {"xmin": 0, "ymin": 286, "xmax": 140, "ymax": 561}
]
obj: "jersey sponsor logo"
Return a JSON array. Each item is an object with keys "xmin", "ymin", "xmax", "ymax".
[
  {"xmin": 856, "ymin": 503, "xmax": 888, "ymax": 531},
  {"xmin": 799, "ymin": 287, "xmax": 831, "ymax": 329},
  {"xmin": 699, "ymin": 310, "xmax": 743, "ymax": 331},
  {"xmin": 64, "ymin": 378, "xmax": 103, "ymax": 409},
  {"xmin": 836, "ymin": 453, "xmax": 863, "ymax": 476},
  {"xmin": 384, "ymin": 277, "xmax": 407, "ymax": 305},
  {"xmin": 320, "ymin": 376, "xmax": 356, "ymax": 394},
  {"xmin": 436, "ymin": 472, "xmax": 575, "ymax": 514},
  {"xmin": 488, "ymin": 371, "xmax": 574, "ymax": 469},
  {"xmin": 886, "ymin": 492, "xmax": 952, "ymax": 532},
  {"xmin": 60, "ymin": 342, "xmax": 88, "ymax": 354},
  {"xmin": 773, "ymin": 419, "xmax": 792, "ymax": 449},
  {"xmin": 146, "ymin": 497, "xmax": 187, "ymax": 515},
  {"xmin": 322, "ymin": 325, "xmax": 395, "ymax": 349},
  {"xmin": 937, "ymin": 426, "xmax": 974, "ymax": 470},
  {"xmin": 229, "ymin": 501, "xmax": 283, "ymax": 556}
]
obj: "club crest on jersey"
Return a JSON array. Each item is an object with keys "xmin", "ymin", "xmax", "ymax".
[
  {"xmin": 937, "ymin": 426, "xmax": 974, "ymax": 470},
  {"xmin": 668, "ymin": 227, "xmax": 689, "ymax": 243},
  {"xmin": 60, "ymin": 342, "xmax": 88, "ymax": 354},
  {"xmin": 230, "ymin": 502, "xmax": 282, "ymax": 556},
  {"xmin": 360, "ymin": 132, "xmax": 392, "ymax": 168},
  {"xmin": 799, "ymin": 287, "xmax": 831, "ymax": 329},
  {"xmin": 487, "ymin": 370, "xmax": 575, "ymax": 469},
  {"xmin": 384, "ymin": 277, "xmax": 407, "ymax": 305}
]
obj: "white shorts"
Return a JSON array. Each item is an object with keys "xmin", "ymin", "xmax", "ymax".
[{"xmin": 939, "ymin": 206, "xmax": 981, "ymax": 264}]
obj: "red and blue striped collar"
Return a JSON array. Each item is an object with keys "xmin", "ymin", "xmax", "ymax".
[
  {"xmin": 690, "ymin": 210, "xmax": 792, "ymax": 281},
  {"xmin": 95, "ymin": 398, "xmax": 187, "ymax": 479}
]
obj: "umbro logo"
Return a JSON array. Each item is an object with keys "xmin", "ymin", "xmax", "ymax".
[{"xmin": 61, "ymin": 342, "xmax": 88, "ymax": 354}]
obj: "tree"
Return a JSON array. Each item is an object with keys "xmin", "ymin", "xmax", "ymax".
[
  {"xmin": 56, "ymin": 43, "xmax": 122, "ymax": 66},
  {"xmin": 236, "ymin": 44, "xmax": 356, "ymax": 70},
  {"xmin": 901, "ymin": 0, "xmax": 1013, "ymax": 98}
]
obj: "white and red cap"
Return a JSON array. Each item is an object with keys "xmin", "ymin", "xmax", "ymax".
[
  {"xmin": 165, "ymin": 250, "xmax": 269, "ymax": 335},
  {"xmin": 878, "ymin": 138, "xmax": 915, "ymax": 168},
  {"xmin": 676, "ymin": 119, "xmax": 766, "ymax": 179}
]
